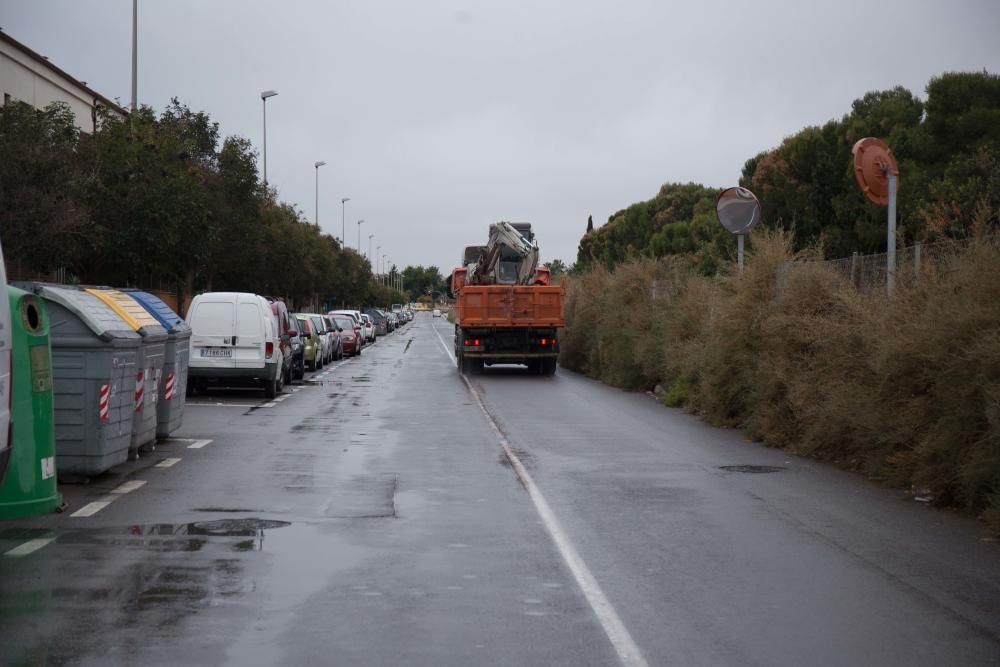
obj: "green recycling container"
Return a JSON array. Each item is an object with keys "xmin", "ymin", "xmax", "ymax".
[
  {"xmin": 0, "ymin": 286, "xmax": 62, "ymax": 518},
  {"xmin": 21, "ymin": 282, "xmax": 140, "ymax": 477}
]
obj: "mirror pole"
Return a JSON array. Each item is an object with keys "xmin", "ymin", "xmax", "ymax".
[
  {"xmin": 737, "ymin": 234, "xmax": 745, "ymax": 273},
  {"xmin": 887, "ymin": 171, "xmax": 897, "ymax": 295}
]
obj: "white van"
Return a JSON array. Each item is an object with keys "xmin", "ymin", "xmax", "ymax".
[
  {"xmin": 186, "ymin": 292, "xmax": 284, "ymax": 398},
  {"xmin": 0, "ymin": 238, "xmax": 10, "ymax": 481}
]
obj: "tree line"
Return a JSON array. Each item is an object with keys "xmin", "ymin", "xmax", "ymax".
[
  {"xmin": 576, "ymin": 71, "xmax": 1000, "ymax": 273},
  {"xmin": 0, "ymin": 98, "xmax": 405, "ymax": 309}
]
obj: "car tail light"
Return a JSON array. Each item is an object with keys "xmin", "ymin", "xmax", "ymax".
[
  {"xmin": 266, "ymin": 342, "xmax": 274, "ymax": 357},
  {"xmin": 540, "ymin": 338, "xmax": 548, "ymax": 345}
]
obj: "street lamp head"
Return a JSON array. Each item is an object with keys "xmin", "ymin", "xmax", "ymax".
[
  {"xmin": 315, "ymin": 160, "xmax": 327, "ymax": 168},
  {"xmin": 358, "ymin": 219, "xmax": 365, "ymax": 225},
  {"xmin": 369, "ymin": 234, "xmax": 375, "ymax": 240},
  {"xmin": 341, "ymin": 197, "xmax": 350, "ymax": 204},
  {"xmin": 260, "ymin": 90, "xmax": 278, "ymax": 100}
]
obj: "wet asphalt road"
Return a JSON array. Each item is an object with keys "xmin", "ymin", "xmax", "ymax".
[{"xmin": 2, "ymin": 312, "xmax": 999, "ymax": 666}]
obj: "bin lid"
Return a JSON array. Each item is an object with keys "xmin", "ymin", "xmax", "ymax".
[
  {"xmin": 123, "ymin": 290, "xmax": 191, "ymax": 334},
  {"xmin": 22, "ymin": 283, "xmax": 141, "ymax": 341},
  {"xmin": 84, "ymin": 288, "xmax": 168, "ymax": 338}
]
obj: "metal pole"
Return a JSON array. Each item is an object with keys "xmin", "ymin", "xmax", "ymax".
[
  {"xmin": 131, "ymin": 0, "xmax": 137, "ymax": 122},
  {"xmin": 314, "ymin": 167, "xmax": 319, "ymax": 226},
  {"xmin": 737, "ymin": 234, "xmax": 745, "ymax": 272},
  {"xmin": 887, "ymin": 171, "xmax": 897, "ymax": 294},
  {"xmin": 368, "ymin": 234, "xmax": 374, "ymax": 269},
  {"xmin": 341, "ymin": 198, "xmax": 349, "ymax": 246},
  {"xmin": 262, "ymin": 98, "xmax": 268, "ymax": 186},
  {"xmin": 357, "ymin": 220, "xmax": 364, "ymax": 253}
]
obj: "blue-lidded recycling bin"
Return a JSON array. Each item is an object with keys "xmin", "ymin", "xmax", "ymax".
[{"xmin": 123, "ymin": 291, "xmax": 190, "ymax": 438}]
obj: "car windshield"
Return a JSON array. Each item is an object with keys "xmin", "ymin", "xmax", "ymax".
[{"xmin": 334, "ymin": 317, "xmax": 353, "ymax": 330}]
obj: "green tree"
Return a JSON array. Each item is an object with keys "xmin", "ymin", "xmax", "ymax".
[{"xmin": 0, "ymin": 101, "xmax": 88, "ymax": 275}]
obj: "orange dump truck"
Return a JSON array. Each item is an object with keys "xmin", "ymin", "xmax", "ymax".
[{"xmin": 450, "ymin": 223, "xmax": 564, "ymax": 375}]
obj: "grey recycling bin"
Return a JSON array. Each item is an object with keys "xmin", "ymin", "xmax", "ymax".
[
  {"xmin": 84, "ymin": 288, "xmax": 168, "ymax": 452},
  {"xmin": 124, "ymin": 290, "xmax": 190, "ymax": 438},
  {"xmin": 22, "ymin": 283, "xmax": 141, "ymax": 477}
]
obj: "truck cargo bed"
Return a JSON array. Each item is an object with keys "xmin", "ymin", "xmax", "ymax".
[{"xmin": 455, "ymin": 285, "xmax": 564, "ymax": 328}]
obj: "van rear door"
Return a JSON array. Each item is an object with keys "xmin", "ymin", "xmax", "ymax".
[
  {"xmin": 188, "ymin": 295, "xmax": 237, "ymax": 367},
  {"xmin": 234, "ymin": 295, "xmax": 266, "ymax": 369}
]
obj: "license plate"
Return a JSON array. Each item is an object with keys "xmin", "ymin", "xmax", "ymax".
[{"xmin": 200, "ymin": 347, "xmax": 233, "ymax": 358}]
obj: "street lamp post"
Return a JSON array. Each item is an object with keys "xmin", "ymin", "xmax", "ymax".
[
  {"xmin": 340, "ymin": 197, "xmax": 350, "ymax": 246},
  {"xmin": 131, "ymin": 0, "xmax": 137, "ymax": 124},
  {"xmin": 376, "ymin": 245, "xmax": 381, "ymax": 277},
  {"xmin": 314, "ymin": 161, "xmax": 326, "ymax": 227},
  {"xmin": 260, "ymin": 90, "xmax": 278, "ymax": 185},
  {"xmin": 368, "ymin": 234, "xmax": 375, "ymax": 270},
  {"xmin": 357, "ymin": 220, "xmax": 365, "ymax": 253},
  {"xmin": 383, "ymin": 255, "xmax": 389, "ymax": 286}
]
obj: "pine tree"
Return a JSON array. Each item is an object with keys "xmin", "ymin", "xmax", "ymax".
[{"xmin": 586, "ymin": 214, "xmax": 594, "ymax": 233}]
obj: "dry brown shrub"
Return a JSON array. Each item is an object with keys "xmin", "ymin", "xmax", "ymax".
[
  {"xmin": 668, "ymin": 228, "xmax": 799, "ymax": 427},
  {"xmin": 876, "ymin": 238, "xmax": 1000, "ymax": 521},
  {"xmin": 752, "ymin": 261, "xmax": 883, "ymax": 464},
  {"xmin": 563, "ymin": 232, "xmax": 1000, "ymax": 533}
]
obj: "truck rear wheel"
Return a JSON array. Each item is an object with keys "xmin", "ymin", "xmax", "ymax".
[{"xmin": 541, "ymin": 358, "xmax": 557, "ymax": 375}]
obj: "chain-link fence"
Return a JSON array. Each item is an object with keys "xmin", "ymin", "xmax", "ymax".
[{"xmin": 787, "ymin": 238, "xmax": 973, "ymax": 293}]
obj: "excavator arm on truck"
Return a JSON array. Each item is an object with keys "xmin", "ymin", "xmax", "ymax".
[{"xmin": 466, "ymin": 221, "xmax": 539, "ymax": 286}]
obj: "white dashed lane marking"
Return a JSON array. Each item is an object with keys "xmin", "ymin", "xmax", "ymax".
[
  {"xmin": 154, "ymin": 458, "xmax": 181, "ymax": 468},
  {"xmin": 187, "ymin": 439, "xmax": 213, "ymax": 449},
  {"xmin": 111, "ymin": 480, "xmax": 146, "ymax": 494},
  {"xmin": 70, "ymin": 500, "xmax": 114, "ymax": 517},
  {"xmin": 3, "ymin": 537, "xmax": 57, "ymax": 558}
]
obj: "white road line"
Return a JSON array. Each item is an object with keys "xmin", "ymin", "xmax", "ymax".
[
  {"xmin": 260, "ymin": 401, "xmax": 277, "ymax": 408},
  {"xmin": 187, "ymin": 439, "xmax": 213, "ymax": 449},
  {"xmin": 3, "ymin": 536, "xmax": 57, "ymax": 557},
  {"xmin": 111, "ymin": 480, "xmax": 146, "ymax": 494},
  {"xmin": 187, "ymin": 403, "xmax": 260, "ymax": 408},
  {"xmin": 70, "ymin": 499, "xmax": 114, "ymax": 517},
  {"xmin": 154, "ymin": 458, "xmax": 181, "ymax": 468},
  {"xmin": 431, "ymin": 324, "xmax": 648, "ymax": 667},
  {"xmin": 274, "ymin": 396, "xmax": 289, "ymax": 402}
]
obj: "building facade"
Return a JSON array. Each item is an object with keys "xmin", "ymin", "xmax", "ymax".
[{"xmin": 0, "ymin": 29, "xmax": 126, "ymax": 133}]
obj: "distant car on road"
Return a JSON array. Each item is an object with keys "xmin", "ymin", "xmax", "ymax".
[
  {"xmin": 294, "ymin": 314, "xmax": 323, "ymax": 371},
  {"xmin": 187, "ymin": 292, "xmax": 285, "ymax": 397},
  {"xmin": 432, "ymin": 309, "xmax": 442, "ymax": 318},
  {"xmin": 332, "ymin": 315, "xmax": 361, "ymax": 356},
  {"xmin": 286, "ymin": 315, "xmax": 306, "ymax": 381},
  {"xmin": 364, "ymin": 308, "xmax": 388, "ymax": 336},
  {"xmin": 360, "ymin": 313, "xmax": 376, "ymax": 342}
]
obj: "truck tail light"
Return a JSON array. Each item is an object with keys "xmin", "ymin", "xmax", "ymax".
[
  {"xmin": 265, "ymin": 342, "xmax": 274, "ymax": 357},
  {"xmin": 540, "ymin": 338, "xmax": 548, "ymax": 346},
  {"xmin": 464, "ymin": 339, "xmax": 471, "ymax": 345}
]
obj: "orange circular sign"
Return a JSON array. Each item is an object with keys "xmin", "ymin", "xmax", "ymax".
[{"xmin": 852, "ymin": 137, "xmax": 899, "ymax": 206}]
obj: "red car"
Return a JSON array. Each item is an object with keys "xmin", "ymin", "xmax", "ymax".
[{"xmin": 332, "ymin": 315, "xmax": 361, "ymax": 356}]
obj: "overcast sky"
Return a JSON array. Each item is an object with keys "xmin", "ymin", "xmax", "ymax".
[{"xmin": 2, "ymin": 1, "xmax": 998, "ymax": 272}]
